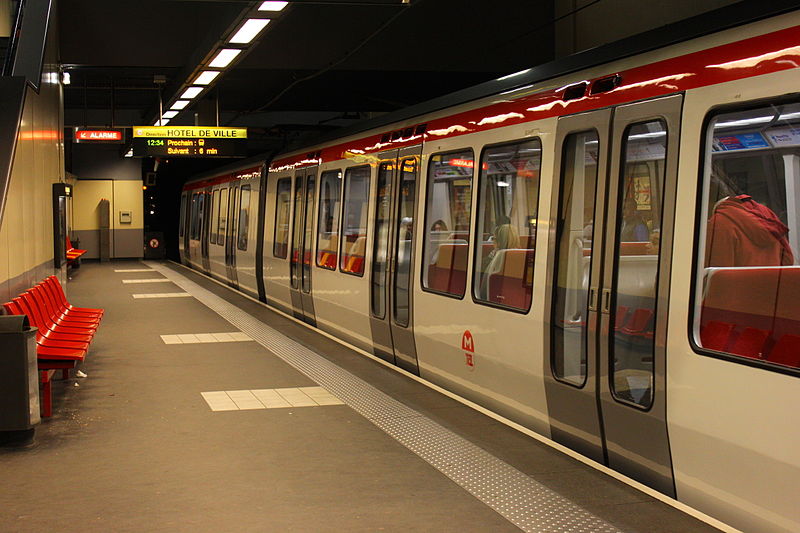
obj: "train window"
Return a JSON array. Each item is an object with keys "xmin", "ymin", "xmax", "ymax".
[
  {"xmin": 421, "ymin": 149, "xmax": 474, "ymax": 297},
  {"xmin": 316, "ymin": 170, "xmax": 342, "ymax": 270},
  {"xmin": 371, "ymin": 162, "xmax": 393, "ymax": 318},
  {"xmin": 473, "ymin": 139, "xmax": 541, "ymax": 311},
  {"xmin": 179, "ymin": 193, "xmax": 187, "ymax": 238},
  {"xmin": 237, "ymin": 186, "xmax": 251, "ymax": 251},
  {"xmin": 273, "ymin": 178, "xmax": 291, "ymax": 258},
  {"xmin": 210, "ymin": 189, "xmax": 219, "ymax": 245},
  {"xmin": 394, "ymin": 158, "xmax": 418, "ymax": 327},
  {"xmin": 611, "ymin": 120, "xmax": 667, "ymax": 408},
  {"xmin": 189, "ymin": 193, "xmax": 199, "ymax": 240},
  {"xmin": 340, "ymin": 166, "xmax": 370, "ymax": 276},
  {"xmin": 217, "ymin": 188, "xmax": 229, "ymax": 245},
  {"xmin": 552, "ymin": 131, "xmax": 599, "ymax": 386},
  {"xmin": 693, "ymin": 101, "xmax": 800, "ymax": 372}
]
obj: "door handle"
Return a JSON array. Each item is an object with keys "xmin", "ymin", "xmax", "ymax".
[
  {"xmin": 602, "ymin": 288, "xmax": 611, "ymax": 314},
  {"xmin": 589, "ymin": 287, "xmax": 598, "ymax": 311}
]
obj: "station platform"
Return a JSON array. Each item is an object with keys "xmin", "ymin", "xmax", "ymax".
[{"xmin": 0, "ymin": 261, "xmax": 723, "ymax": 533}]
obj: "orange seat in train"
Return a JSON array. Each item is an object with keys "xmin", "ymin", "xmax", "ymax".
[
  {"xmin": 700, "ymin": 320, "xmax": 736, "ymax": 352},
  {"xmin": 486, "ymin": 249, "xmax": 532, "ymax": 309},
  {"xmin": 342, "ymin": 236, "xmax": 366, "ymax": 274},
  {"xmin": 619, "ymin": 241, "xmax": 650, "ymax": 255},
  {"xmin": 769, "ymin": 334, "xmax": 800, "ymax": 367},
  {"xmin": 427, "ymin": 243, "xmax": 468, "ymax": 294},
  {"xmin": 728, "ymin": 327, "xmax": 770, "ymax": 359}
]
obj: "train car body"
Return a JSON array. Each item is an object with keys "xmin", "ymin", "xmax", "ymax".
[{"xmin": 181, "ymin": 11, "xmax": 800, "ymax": 532}]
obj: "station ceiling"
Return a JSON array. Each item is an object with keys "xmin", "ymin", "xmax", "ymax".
[{"xmin": 58, "ymin": 0, "xmax": 746, "ymax": 155}]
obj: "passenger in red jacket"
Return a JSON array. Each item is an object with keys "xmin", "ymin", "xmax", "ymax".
[{"xmin": 705, "ymin": 194, "xmax": 794, "ymax": 267}]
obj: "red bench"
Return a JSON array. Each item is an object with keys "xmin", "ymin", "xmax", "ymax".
[
  {"xmin": 2, "ymin": 275, "xmax": 103, "ymax": 416},
  {"xmin": 66, "ymin": 236, "xmax": 87, "ymax": 264}
]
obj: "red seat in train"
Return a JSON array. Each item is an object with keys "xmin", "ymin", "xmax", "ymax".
[
  {"xmin": 773, "ymin": 267, "xmax": 800, "ymax": 342},
  {"xmin": 768, "ymin": 334, "xmax": 800, "ymax": 368},
  {"xmin": 486, "ymin": 249, "xmax": 532, "ymax": 309},
  {"xmin": 619, "ymin": 241, "xmax": 651, "ymax": 255},
  {"xmin": 699, "ymin": 320, "xmax": 736, "ymax": 352},
  {"xmin": 700, "ymin": 268, "xmax": 781, "ymax": 335},
  {"xmin": 618, "ymin": 308, "xmax": 654, "ymax": 337},
  {"xmin": 427, "ymin": 243, "xmax": 468, "ymax": 294},
  {"xmin": 728, "ymin": 327, "xmax": 770, "ymax": 359}
]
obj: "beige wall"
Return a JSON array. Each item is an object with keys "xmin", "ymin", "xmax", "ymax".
[
  {"xmin": 72, "ymin": 178, "xmax": 143, "ymax": 259},
  {"xmin": 0, "ymin": 56, "xmax": 65, "ymax": 301}
]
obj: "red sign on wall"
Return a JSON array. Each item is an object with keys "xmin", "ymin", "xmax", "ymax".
[
  {"xmin": 462, "ymin": 330, "xmax": 475, "ymax": 368},
  {"xmin": 74, "ymin": 129, "xmax": 124, "ymax": 143}
]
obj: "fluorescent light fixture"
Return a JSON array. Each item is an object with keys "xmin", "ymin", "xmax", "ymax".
[
  {"xmin": 124, "ymin": 148, "xmax": 133, "ymax": 158},
  {"xmin": 153, "ymin": 119, "xmax": 170, "ymax": 126},
  {"xmin": 259, "ymin": 1, "xmax": 288, "ymax": 11},
  {"xmin": 180, "ymin": 87, "xmax": 204, "ymax": 99},
  {"xmin": 496, "ymin": 181, "xmax": 510, "ymax": 187},
  {"xmin": 498, "ymin": 68, "xmax": 531, "ymax": 81},
  {"xmin": 162, "ymin": 111, "xmax": 178, "ymax": 119},
  {"xmin": 62, "ymin": 72, "xmax": 71, "ymax": 85},
  {"xmin": 171, "ymin": 100, "xmax": 190, "ymax": 110},
  {"xmin": 194, "ymin": 71, "xmax": 221, "ymax": 85},
  {"xmin": 209, "ymin": 49, "xmax": 241, "ymax": 68},
  {"xmin": 229, "ymin": 19, "xmax": 270, "ymax": 44}
]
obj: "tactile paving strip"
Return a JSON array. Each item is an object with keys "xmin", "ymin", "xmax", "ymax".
[{"xmin": 146, "ymin": 262, "xmax": 620, "ymax": 533}]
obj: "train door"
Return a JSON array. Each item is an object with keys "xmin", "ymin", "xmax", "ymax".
[
  {"xmin": 179, "ymin": 192, "xmax": 188, "ymax": 263},
  {"xmin": 368, "ymin": 146, "xmax": 421, "ymax": 374},
  {"xmin": 225, "ymin": 184, "xmax": 240, "ymax": 287},
  {"xmin": 545, "ymin": 95, "xmax": 682, "ymax": 496},
  {"xmin": 289, "ymin": 168, "xmax": 317, "ymax": 325}
]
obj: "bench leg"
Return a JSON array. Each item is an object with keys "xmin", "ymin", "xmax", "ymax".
[{"xmin": 40, "ymin": 371, "xmax": 52, "ymax": 418}]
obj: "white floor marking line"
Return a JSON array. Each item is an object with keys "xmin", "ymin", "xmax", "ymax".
[
  {"xmin": 132, "ymin": 293, "xmax": 192, "ymax": 299},
  {"xmin": 147, "ymin": 262, "xmax": 620, "ymax": 533},
  {"xmin": 201, "ymin": 387, "xmax": 344, "ymax": 411},
  {"xmin": 160, "ymin": 332, "xmax": 252, "ymax": 344},
  {"xmin": 122, "ymin": 278, "xmax": 171, "ymax": 284},
  {"xmin": 114, "ymin": 268, "xmax": 154, "ymax": 272}
]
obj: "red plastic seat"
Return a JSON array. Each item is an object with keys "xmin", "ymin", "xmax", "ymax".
[
  {"xmin": 16, "ymin": 293, "xmax": 97, "ymax": 335},
  {"xmin": 13, "ymin": 295, "xmax": 91, "ymax": 350},
  {"xmin": 39, "ymin": 281, "xmax": 100, "ymax": 319},
  {"xmin": 767, "ymin": 334, "xmax": 800, "ymax": 368},
  {"xmin": 614, "ymin": 306, "xmax": 630, "ymax": 331},
  {"xmin": 728, "ymin": 327, "xmax": 769, "ymax": 359},
  {"xmin": 619, "ymin": 308, "xmax": 654, "ymax": 336},
  {"xmin": 32, "ymin": 285, "xmax": 100, "ymax": 323},
  {"xmin": 44, "ymin": 276, "xmax": 104, "ymax": 316},
  {"xmin": 3, "ymin": 300, "xmax": 88, "ymax": 359},
  {"xmin": 700, "ymin": 320, "xmax": 736, "ymax": 351}
]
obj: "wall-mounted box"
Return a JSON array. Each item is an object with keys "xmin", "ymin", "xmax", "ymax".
[{"xmin": 119, "ymin": 211, "xmax": 132, "ymax": 224}]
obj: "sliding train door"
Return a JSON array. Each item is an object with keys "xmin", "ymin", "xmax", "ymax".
[
  {"xmin": 289, "ymin": 167, "xmax": 317, "ymax": 325},
  {"xmin": 368, "ymin": 146, "xmax": 421, "ymax": 374},
  {"xmin": 224, "ymin": 183, "xmax": 240, "ymax": 288},
  {"xmin": 544, "ymin": 95, "xmax": 682, "ymax": 495}
]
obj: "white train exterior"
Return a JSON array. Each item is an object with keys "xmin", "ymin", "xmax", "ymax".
[{"xmin": 180, "ymin": 12, "xmax": 800, "ymax": 533}]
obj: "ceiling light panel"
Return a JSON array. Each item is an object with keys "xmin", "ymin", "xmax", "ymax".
[
  {"xmin": 180, "ymin": 87, "xmax": 204, "ymax": 99},
  {"xmin": 194, "ymin": 71, "xmax": 220, "ymax": 85},
  {"xmin": 162, "ymin": 111, "xmax": 178, "ymax": 119},
  {"xmin": 229, "ymin": 19, "xmax": 270, "ymax": 44},
  {"xmin": 209, "ymin": 49, "xmax": 242, "ymax": 68},
  {"xmin": 259, "ymin": 1, "xmax": 287, "ymax": 11},
  {"xmin": 171, "ymin": 100, "xmax": 190, "ymax": 110}
]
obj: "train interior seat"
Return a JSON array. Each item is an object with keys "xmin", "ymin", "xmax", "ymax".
[
  {"xmin": 699, "ymin": 266, "xmax": 800, "ymax": 366},
  {"xmin": 317, "ymin": 233, "xmax": 338, "ymax": 269},
  {"xmin": 342, "ymin": 235, "xmax": 366, "ymax": 273},
  {"xmin": 486, "ymin": 249, "xmax": 532, "ymax": 308},
  {"xmin": 427, "ymin": 242, "xmax": 468, "ymax": 294}
]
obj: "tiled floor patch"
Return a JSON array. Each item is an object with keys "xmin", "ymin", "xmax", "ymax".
[
  {"xmin": 123, "ymin": 278, "xmax": 171, "ymax": 284},
  {"xmin": 161, "ymin": 332, "xmax": 252, "ymax": 344},
  {"xmin": 201, "ymin": 387, "xmax": 344, "ymax": 411},
  {"xmin": 133, "ymin": 293, "xmax": 192, "ymax": 299},
  {"xmin": 114, "ymin": 268, "xmax": 153, "ymax": 272}
]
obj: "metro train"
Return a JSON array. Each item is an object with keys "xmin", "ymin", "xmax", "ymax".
[{"xmin": 179, "ymin": 11, "xmax": 800, "ymax": 533}]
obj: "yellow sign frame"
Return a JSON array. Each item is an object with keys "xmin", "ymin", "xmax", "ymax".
[{"xmin": 132, "ymin": 126, "xmax": 247, "ymax": 139}]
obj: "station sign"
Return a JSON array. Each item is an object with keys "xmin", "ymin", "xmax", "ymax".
[
  {"xmin": 73, "ymin": 128, "xmax": 124, "ymax": 143},
  {"xmin": 131, "ymin": 126, "xmax": 248, "ymax": 158}
]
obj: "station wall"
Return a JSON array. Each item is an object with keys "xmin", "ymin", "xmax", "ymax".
[{"xmin": 0, "ymin": 23, "xmax": 66, "ymax": 303}]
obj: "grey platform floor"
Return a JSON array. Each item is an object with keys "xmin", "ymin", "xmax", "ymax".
[{"xmin": 0, "ymin": 260, "xmax": 721, "ymax": 532}]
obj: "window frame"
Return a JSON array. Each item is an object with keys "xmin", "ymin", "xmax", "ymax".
[
  {"xmin": 420, "ymin": 147, "xmax": 475, "ymax": 300},
  {"xmin": 237, "ymin": 185, "xmax": 251, "ymax": 251},
  {"xmin": 470, "ymin": 138, "xmax": 542, "ymax": 314},
  {"xmin": 689, "ymin": 95, "xmax": 800, "ymax": 379},
  {"xmin": 210, "ymin": 189, "xmax": 220, "ymax": 245},
  {"xmin": 273, "ymin": 177, "xmax": 291, "ymax": 259},
  {"xmin": 315, "ymin": 169, "xmax": 343, "ymax": 271},
  {"xmin": 338, "ymin": 165, "xmax": 371, "ymax": 277}
]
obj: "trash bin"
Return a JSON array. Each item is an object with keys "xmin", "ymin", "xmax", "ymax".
[{"xmin": 0, "ymin": 315, "xmax": 40, "ymax": 430}]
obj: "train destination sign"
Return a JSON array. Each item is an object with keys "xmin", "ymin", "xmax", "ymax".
[{"xmin": 131, "ymin": 126, "xmax": 248, "ymax": 158}]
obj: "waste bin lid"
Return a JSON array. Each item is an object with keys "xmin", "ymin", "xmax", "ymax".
[{"xmin": 0, "ymin": 314, "xmax": 30, "ymax": 332}]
